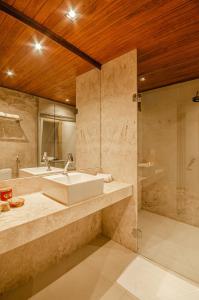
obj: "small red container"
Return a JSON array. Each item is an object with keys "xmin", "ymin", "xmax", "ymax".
[{"xmin": 0, "ymin": 187, "xmax": 12, "ymax": 201}]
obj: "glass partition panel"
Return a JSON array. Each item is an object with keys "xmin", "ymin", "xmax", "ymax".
[{"xmin": 138, "ymin": 78, "xmax": 199, "ymax": 284}]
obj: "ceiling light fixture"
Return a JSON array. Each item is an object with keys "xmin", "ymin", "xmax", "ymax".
[
  {"xmin": 6, "ymin": 69, "xmax": 15, "ymax": 77},
  {"xmin": 65, "ymin": 9, "xmax": 78, "ymax": 21},
  {"xmin": 65, "ymin": 99, "xmax": 70, "ymax": 103},
  {"xmin": 33, "ymin": 41, "xmax": 43, "ymax": 52},
  {"xmin": 140, "ymin": 76, "xmax": 146, "ymax": 82}
]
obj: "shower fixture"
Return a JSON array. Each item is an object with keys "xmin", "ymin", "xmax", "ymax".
[{"xmin": 192, "ymin": 91, "xmax": 199, "ymax": 102}]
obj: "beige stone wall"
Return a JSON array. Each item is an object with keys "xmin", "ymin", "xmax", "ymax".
[
  {"xmin": 76, "ymin": 51, "xmax": 138, "ymax": 251},
  {"xmin": 0, "ymin": 87, "xmax": 38, "ymax": 178},
  {"xmin": 101, "ymin": 50, "xmax": 137, "ymax": 184},
  {"xmin": 0, "ymin": 212, "xmax": 101, "ymax": 294},
  {"xmin": 76, "ymin": 68, "xmax": 101, "ymax": 174},
  {"xmin": 140, "ymin": 79, "xmax": 199, "ymax": 227},
  {"xmin": 101, "ymin": 50, "xmax": 138, "ymax": 251}
]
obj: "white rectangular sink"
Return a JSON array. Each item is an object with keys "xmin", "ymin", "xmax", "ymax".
[
  {"xmin": 19, "ymin": 167, "xmax": 64, "ymax": 177},
  {"xmin": 42, "ymin": 172, "xmax": 104, "ymax": 205}
]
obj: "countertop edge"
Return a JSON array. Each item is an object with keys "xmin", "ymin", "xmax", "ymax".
[{"xmin": 0, "ymin": 182, "xmax": 133, "ymax": 255}]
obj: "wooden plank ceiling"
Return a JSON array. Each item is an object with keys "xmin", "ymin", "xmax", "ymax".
[{"xmin": 0, "ymin": 0, "xmax": 199, "ymax": 105}]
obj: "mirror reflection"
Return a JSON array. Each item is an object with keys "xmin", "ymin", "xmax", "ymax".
[
  {"xmin": 0, "ymin": 90, "xmax": 76, "ymax": 179},
  {"xmin": 38, "ymin": 99, "xmax": 76, "ymax": 172},
  {"xmin": 0, "ymin": 7, "xmax": 94, "ymax": 181}
]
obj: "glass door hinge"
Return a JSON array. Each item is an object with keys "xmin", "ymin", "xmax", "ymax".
[
  {"xmin": 133, "ymin": 93, "xmax": 142, "ymax": 111},
  {"xmin": 133, "ymin": 93, "xmax": 142, "ymax": 102}
]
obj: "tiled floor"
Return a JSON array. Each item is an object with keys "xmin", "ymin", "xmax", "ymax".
[
  {"xmin": 2, "ymin": 235, "xmax": 199, "ymax": 300},
  {"xmin": 29, "ymin": 237, "xmax": 139, "ymax": 300},
  {"xmin": 139, "ymin": 210, "xmax": 199, "ymax": 284}
]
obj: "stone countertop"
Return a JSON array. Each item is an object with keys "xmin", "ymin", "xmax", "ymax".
[{"xmin": 0, "ymin": 181, "xmax": 133, "ymax": 255}]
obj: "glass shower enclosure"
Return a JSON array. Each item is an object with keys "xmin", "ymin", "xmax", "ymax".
[{"xmin": 138, "ymin": 78, "xmax": 199, "ymax": 284}]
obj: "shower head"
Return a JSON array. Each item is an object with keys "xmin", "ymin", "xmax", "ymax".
[{"xmin": 192, "ymin": 91, "xmax": 199, "ymax": 102}]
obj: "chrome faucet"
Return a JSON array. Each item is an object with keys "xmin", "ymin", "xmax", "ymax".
[
  {"xmin": 43, "ymin": 152, "xmax": 51, "ymax": 171},
  {"xmin": 63, "ymin": 153, "xmax": 74, "ymax": 175}
]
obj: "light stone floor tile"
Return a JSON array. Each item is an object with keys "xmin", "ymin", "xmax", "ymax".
[
  {"xmin": 6, "ymin": 236, "xmax": 199, "ymax": 300},
  {"xmin": 117, "ymin": 255, "xmax": 199, "ymax": 300},
  {"xmin": 122, "ymin": 292, "xmax": 140, "ymax": 300},
  {"xmin": 84, "ymin": 240, "xmax": 137, "ymax": 283},
  {"xmin": 139, "ymin": 210, "xmax": 199, "ymax": 283},
  {"xmin": 29, "ymin": 240, "xmax": 139, "ymax": 300},
  {"xmin": 100, "ymin": 283, "xmax": 126, "ymax": 300},
  {"xmin": 30, "ymin": 260, "xmax": 112, "ymax": 300}
]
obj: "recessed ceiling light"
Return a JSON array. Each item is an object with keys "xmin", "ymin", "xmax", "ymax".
[
  {"xmin": 65, "ymin": 9, "xmax": 78, "ymax": 21},
  {"xmin": 6, "ymin": 69, "xmax": 15, "ymax": 77},
  {"xmin": 140, "ymin": 76, "xmax": 146, "ymax": 82},
  {"xmin": 65, "ymin": 99, "xmax": 70, "ymax": 103},
  {"xmin": 33, "ymin": 41, "xmax": 43, "ymax": 52}
]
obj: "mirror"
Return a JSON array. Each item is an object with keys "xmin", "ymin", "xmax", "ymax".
[
  {"xmin": 0, "ymin": 89, "xmax": 77, "ymax": 179},
  {"xmin": 38, "ymin": 100, "xmax": 76, "ymax": 169},
  {"xmin": 0, "ymin": 10, "xmax": 95, "ymax": 181}
]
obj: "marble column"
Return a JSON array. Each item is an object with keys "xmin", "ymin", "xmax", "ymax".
[
  {"xmin": 75, "ymin": 51, "xmax": 138, "ymax": 251},
  {"xmin": 101, "ymin": 50, "xmax": 138, "ymax": 251},
  {"xmin": 76, "ymin": 68, "xmax": 101, "ymax": 174}
]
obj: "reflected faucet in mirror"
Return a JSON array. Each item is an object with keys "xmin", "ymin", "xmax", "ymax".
[
  {"xmin": 63, "ymin": 153, "xmax": 74, "ymax": 175},
  {"xmin": 43, "ymin": 152, "xmax": 52, "ymax": 171},
  {"xmin": 16, "ymin": 154, "xmax": 20, "ymax": 177}
]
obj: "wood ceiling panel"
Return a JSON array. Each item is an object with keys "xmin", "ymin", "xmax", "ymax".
[
  {"xmin": 34, "ymin": 0, "xmax": 64, "ymax": 24},
  {"xmin": 139, "ymin": 58, "xmax": 199, "ymax": 92},
  {"xmin": 0, "ymin": 11, "xmax": 92, "ymax": 105},
  {"xmin": 1, "ymin": 0, "xmax": 199, "ymax": 104},
  {"xmin": 58, "ymin": 0, "xmax": 193, "ymax": 57},
  {"xmin": 13, "ymin": 0, "xmax": 43, "ymax": 12}
]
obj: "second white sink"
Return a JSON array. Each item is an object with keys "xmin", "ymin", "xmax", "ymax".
[{"xmin": 42, "ymin": 172, "xmax": 104, "ymax": 205}]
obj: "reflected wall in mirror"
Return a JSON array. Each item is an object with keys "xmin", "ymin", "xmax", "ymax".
[
  {"xmin": 0, "ymin": 87, "xmax": 76, "ymax": 179},
  {"xmin": 0, "ymin": 87, "xmax": 38, "ymax": 179},
  {"xmin": 39, "ymin": 99, "xmax": 76, "ymax": 170}
]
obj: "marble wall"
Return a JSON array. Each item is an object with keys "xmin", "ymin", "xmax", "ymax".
[
  {"xmin": 76, "ymin": 50, "xmax": 138, "ymax": 251},
  {"xmin": 0, "ymin": 176, "xmax": 43, "ymax": 196},
  {"xmin": 140, "ymin": 79, "xmax": 199, "ymax": 227},
  {"xmin": 76, "ymin": 68, "xmax": 101, "ymax": 174},
  {"xmin": 101, "ymin": 50, "xmax": 137, "ymax": 184},
  {"xmin": 0, "ymin": 212, "xmax": 101, "ymax": 294},
  {"xmin": 101, "ymin": 50, "xmax": 138, "ymax": 251},
  {"xmin": 0, "ymin": 87, "xmax": 38, "ymax": 178}
]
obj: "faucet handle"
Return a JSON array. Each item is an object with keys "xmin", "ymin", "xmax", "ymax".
[
  {"xmin": 16, "ymin": 154, "xmax": 20, "ymax": 163},
  {"xmin": 43, "ymin": 152, "xmax": 48, "ymax": 160},
  {"xmin": 67, "ymin": 153, "xmax": 73, "ymax": 162}
]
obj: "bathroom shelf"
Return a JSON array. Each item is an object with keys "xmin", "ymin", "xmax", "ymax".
[{"xmin": 0, "ymin": 112, "xmax": 22, "ymax": 122}]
